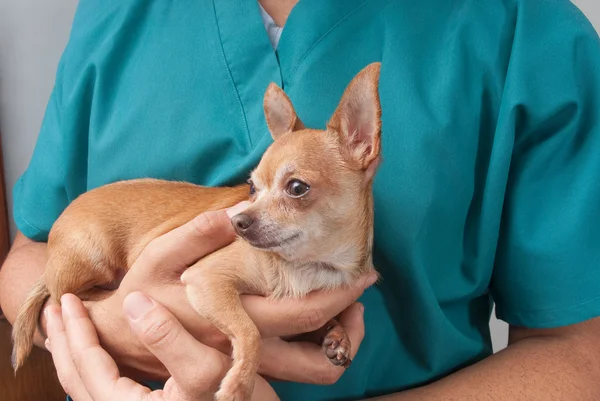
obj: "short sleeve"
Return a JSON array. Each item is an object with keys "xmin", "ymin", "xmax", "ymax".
[
  {"xmin": 12, "ymin": 0, "xmax": 119, "ymax": 241},
  {"xmin": 13, "ymin": 84, "xmax": 69, "ymax": 241},
  {"xmin": 491, "ymin": 0, "xmax": 600, "ymax": 328}
]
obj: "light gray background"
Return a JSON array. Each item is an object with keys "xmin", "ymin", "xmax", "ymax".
[{"xmin": 0, "ymin": 0, "xmax": 598, "ymax": 353}]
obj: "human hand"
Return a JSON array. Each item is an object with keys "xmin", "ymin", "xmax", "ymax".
[
  {"xmin": 82, "ymin": 203, "xmax": 377, "ymax": 383},
  {"xmin": 45, "ymin": 292, "xmax": 279, "ymax": 401}
]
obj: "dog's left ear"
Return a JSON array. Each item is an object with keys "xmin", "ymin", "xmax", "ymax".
[
  {"xmin": 263, "ymin": 83, "xmax": 305, "ymax": 140},
  {"xmin": 327, "ymin": 62, "xmax": 382, "ymax": 172}
]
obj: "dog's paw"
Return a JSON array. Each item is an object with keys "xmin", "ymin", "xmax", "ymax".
[
  {"xmin": 215, "ymin": 387, "xmax": 251, "ymax": 401},
  {"xmin": 215, "ymin": 375, "xmax": 253, "ymax": 401},
  {"xmin": 322, "ymin": 325, "xmax": 352, "ymax": 368}
]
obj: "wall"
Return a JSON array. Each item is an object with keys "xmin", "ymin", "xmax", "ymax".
[
  {"xmin": 0, "ymin": 0, "xmax": 79, "ymax": 238},
  {"xmin": 575, "ymin": 0, "xmax": 600, "ymax": 28},
  {"xmin": 0, "ymin": 1, "xmax": 598, "ymax": 354}
]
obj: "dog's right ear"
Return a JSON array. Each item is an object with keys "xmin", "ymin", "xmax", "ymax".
[
  {"xmin": 263, "ymin": 83, "xmax": 305, "ymax": 140},
  {"xmin": 327, "ymin": 62, "xmax": 381, "ymax": 171}
]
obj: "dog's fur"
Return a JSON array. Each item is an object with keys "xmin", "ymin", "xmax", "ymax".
[{"xmin": 12, "ymin": 62, "xmax": 382, "ymax": 401}]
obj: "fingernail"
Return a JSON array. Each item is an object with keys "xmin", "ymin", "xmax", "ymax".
[
  {"xmin": 45, "ymin": 307, "xmax": 64, "ymax": 332},
  {"xmin": 359, "ymin": 303, "xmax": 365, "ymax": 316},
  {"xmin": 363, "ymin": 274, "xmax": 378, "ymax": 288},
  {"xmin": 123, "ymin": 292, "xmax": 155, "ymax": 320},
  {"xmin": 226, "ymin": 201, "xmax": 250, "ymax": 218},
  {"xmin": 45, "ymin": 339, "xmax": 52, "ymax": 352},
  {"xmin": 44, "ymin": 308, "xmax": 53, "ymax": 326},
  {"xmin": 60, "ymin": 294, "xmax": 81, "ymax": 321}
]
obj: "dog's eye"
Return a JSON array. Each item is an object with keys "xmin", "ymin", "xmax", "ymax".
[
  {"xmin": 286, "ymin": 180, "xmax": 310, "ymax": 198},
  {"xmin": 247, "ymin": 180, "xmax": 256, "ymax": 195}
]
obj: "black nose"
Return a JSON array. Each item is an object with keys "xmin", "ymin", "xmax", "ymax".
[{"xmin": 232, "ymin": 213, "xmax": 254, "ymax": 233}]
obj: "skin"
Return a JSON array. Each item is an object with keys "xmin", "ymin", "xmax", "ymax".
[
  {"xmin": 0, "ymin": 211, "xmax": 374, "ymax": 386},
  {"xmin": 7, "ymin": 212, "xmax": 600, "ymax": 400},
  {"xmin": 258, "ymin": 0, "xmax": 297, "ymax": 26},
  {"xmin": 45, "ymin": 294, "xmax": 364, "ymax": 401},
  {"xmin": 2, "ymin": 0, "xmax": 600, "ymax": 399},
  {"xmin": 17, "ymin": 214, "xmax": 600, "ymax": 401},
  {"xmin": 45, "ymin": 292, "xmax": 278, "ymax": 401},
  {"xmin": 368, "ymin": 320, "xmax": 600, "ymax": 400},
  {"xmin": 45, "ymin": 291, "xmax": 279, "ymax": 401}
]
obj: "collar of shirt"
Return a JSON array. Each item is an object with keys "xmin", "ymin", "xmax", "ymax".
[{"xmin": 258, "ymin": 2, "xmax": 284, "ymax": 50}]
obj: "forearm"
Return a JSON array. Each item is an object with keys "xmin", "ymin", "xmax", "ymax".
[
  {"xmin": 368, "ymin": 335, "xmax": 599, "ymax": 400},
  {"xmin": 0, "ymin": 232, "xmax": 134, "ymax": 362},
  {"xmin": 0, "ymin": 232, "xmax": 49, "ymax": 348},
  {"xmin": 0, "ymin": 231, "xmax": 174, "ymax": 381}
]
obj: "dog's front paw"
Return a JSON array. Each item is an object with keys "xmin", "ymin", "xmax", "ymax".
[
  {"xmin": 215, "ymin": 386, "xmax": 252, "ymax": 401},
  {"xmin": 322, "ymin": 325, "xmax": 352, "ymax": 368},
  {"xmin": 215, "ymin": 371, "xmax": 254, "ymax": 401}
]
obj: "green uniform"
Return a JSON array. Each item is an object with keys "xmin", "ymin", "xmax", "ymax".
[{"xmin": 15, "ymin": 1, "xmax": 600, "ymax": 400}]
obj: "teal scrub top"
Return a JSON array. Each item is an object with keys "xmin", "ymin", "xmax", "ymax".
[{"xmin": 15, "ymin": 1, "xmax": 600, "ymax": 400}]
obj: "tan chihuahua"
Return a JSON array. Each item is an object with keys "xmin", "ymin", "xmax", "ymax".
[{"xmin": 12, "ymin": 62, "xmax": 382, "ymax": 401}]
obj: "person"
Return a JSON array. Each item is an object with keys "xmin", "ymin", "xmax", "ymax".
[{"xmin": 1, "ymin": 0, "xmax": 600, "ymax": 400}]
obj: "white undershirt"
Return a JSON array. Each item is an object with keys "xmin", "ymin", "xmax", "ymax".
[{"xmin": 258, "ymin": 3, "xmax": 283, "ymax": 50}]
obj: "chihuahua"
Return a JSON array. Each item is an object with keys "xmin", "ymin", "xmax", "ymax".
[{"xmin": 12, "ymin": 62, "xmax": 382, "ymax": 401}]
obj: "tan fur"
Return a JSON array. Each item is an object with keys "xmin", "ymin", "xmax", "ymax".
[
  {"xmin": 263, "ymin": 83, "xmax": 305, "ymax": 139},
  {"xmin": 12, "ymin": 62, "xmax": 382, "ymax": 401},
  {"xmin": 10, "ymin": 277, "xmax": 50, "ymax": 370}
]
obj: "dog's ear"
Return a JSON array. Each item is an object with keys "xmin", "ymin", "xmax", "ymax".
[
  {"xmin": 264, "ymin": 83, "xmax": 305, "ymax": 140},
  {"xmin": 327, "ymin": 62, "xmax": 382, "ymax": 171}
]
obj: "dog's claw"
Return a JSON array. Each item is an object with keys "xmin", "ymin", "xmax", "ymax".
[{"xmin": 322, "ymin": 327, "xmax": 352, "ymax": 369}]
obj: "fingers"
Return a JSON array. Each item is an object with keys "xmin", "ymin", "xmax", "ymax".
[
  {"xmin": 62, "ymin": 295, "xmax": 150, "ymax": 401},
  {"xmin": 45, "ymin": 305, "xmax": 93, "ymax": 401},
  {"xmin": 259, "ymin": 302, "xmax": 366, "ymax": 384},
  {"xmin": 139, "ymin": 201, "xmax": 250, "ymax": 271},
  {"xmin": 49, "ymin": 293, "xmax": 231, "ymax": 401},
  {"xmin": 47, "ymin": 295, "xmax": 149, "ymax": 401},
  {"xmin": 337, "ymin": 302, "xmax": 365, "ymax": 357},
  {"xmin": 243, "ymin": 273, "xmax": 377, "ymax": 338},
  {"xmin": 123, "ymin": 292, "xmax": 230, "ymax": 396}
]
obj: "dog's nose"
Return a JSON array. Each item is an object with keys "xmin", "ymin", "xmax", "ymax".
[{"xmin": 232, "ymin": 213, "xmax": 254, "ymax": 233}]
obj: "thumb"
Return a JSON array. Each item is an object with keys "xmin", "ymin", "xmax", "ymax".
[
  {"xmin": 124, "ymin": 292, "xmax": 229, "ymax": 395},
  {"xmin": 338, "ymin": 302, "xmax": 366, "ymax": 360},
  {"xmin": 139, "ymin": 201, "xmax": 250, "ymax": 269}
]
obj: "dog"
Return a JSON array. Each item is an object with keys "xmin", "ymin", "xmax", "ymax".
[{"xmin": 12, "ymin": 62, "xmax": 382, "ymax": 401}]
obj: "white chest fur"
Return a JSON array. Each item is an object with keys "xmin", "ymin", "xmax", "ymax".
[{"xmin": 268, "ymin": 261, "xmax": 355, "ymax": 299}]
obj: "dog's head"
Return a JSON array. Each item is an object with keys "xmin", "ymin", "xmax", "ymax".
[{"xmin": 232, "ymin": 63, "xmax": 382, "ymax": 268}]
